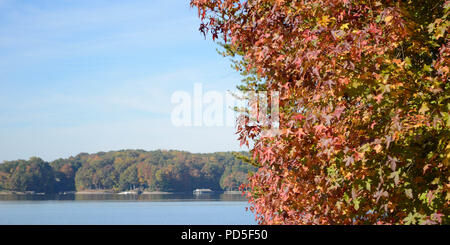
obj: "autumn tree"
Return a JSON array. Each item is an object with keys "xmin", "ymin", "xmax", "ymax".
[
  {"xmin": 191, "ymin": 0, "xmax": 449, "ymax": 224},
  {"xmin": 8, "ymin": 158, "xmax": 56, "ymax": 193}
]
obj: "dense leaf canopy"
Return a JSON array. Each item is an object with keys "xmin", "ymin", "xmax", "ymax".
[{"xmin": 191, "ymin": 0, "xmax": 449, "ymax": 224}]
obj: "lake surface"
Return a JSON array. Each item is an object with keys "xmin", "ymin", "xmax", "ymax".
[{"xmin": 0, "ymin": 193, "xmax": 257, "ymax": 225}]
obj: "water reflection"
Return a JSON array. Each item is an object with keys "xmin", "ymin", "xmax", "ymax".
[{"xmin": 0, "ymin": 193, "xmax": 248, "ymax": 202}]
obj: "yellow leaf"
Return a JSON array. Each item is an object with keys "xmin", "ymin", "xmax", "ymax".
[
  {"xmin": 384, "ymin": 15, "xmax": 393, "ymax": 23},
  {"xmin": 374, "ymin": 144, "xmax": 382, "ymax": 153},
  {"xmin": 340, "ymin": 23, "xmax": 349, "ymax": 30},
  {"xmin": 318, "ymin": 15, "xmax": 331, "ymax": 26},
  {"xmin": 419, "ymin": 103, "xmax": 429, "ymax": 115}
]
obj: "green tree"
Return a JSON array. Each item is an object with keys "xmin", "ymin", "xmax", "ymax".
[
  {"xmin": 8, "ymin": 157, "xmax": 56, "ymax": 193},
  {"xmin": 119, "ymin": 165, "xmax": 139, "ymax": 191}
]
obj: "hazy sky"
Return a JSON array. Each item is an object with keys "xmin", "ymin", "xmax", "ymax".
[{"xmin": 0, "ymin": 0, "xmax": 246, "ymax": 162}]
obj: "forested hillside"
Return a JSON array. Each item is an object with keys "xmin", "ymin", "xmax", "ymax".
[{"xmin": 0, "ymin": 150, "xmax": 254, "ymax": 193}]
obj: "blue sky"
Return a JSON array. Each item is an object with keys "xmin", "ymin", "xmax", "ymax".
[{"xmin": 0, "ymin": 0, "xmax": 245, "ymax": 162}]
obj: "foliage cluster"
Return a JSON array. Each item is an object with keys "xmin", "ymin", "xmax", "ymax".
[{"xmin": 191, "ymin": 0, "xmax": 449, "ymax": 224}]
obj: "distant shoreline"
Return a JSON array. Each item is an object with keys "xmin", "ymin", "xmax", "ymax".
[
  {"xmin": 0, "ymin": 190, "xmax": 244, "ymax": 195},
  {"xmin": 223, "ymin": 190, "xmax": 243, "ymax": 194},
  {"xmin": 0, "ymin": 150, "xmax": 254, "ymax": 197},
  {"xmin": 0, "ymin": 191, "xmax": 46, "ymax": 195}
]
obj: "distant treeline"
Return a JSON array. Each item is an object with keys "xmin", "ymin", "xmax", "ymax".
[{"xmin": 0, "ymin": 150, "xmax": 255, "ymax": 194}]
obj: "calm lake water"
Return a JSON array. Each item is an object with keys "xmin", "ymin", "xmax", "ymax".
[{"xmin": 0, "ymin": 193, "xmax": 257, "ymax": 225}]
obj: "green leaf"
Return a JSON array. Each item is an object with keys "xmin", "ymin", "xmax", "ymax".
[
  {"xmin": 365, "ymin": 179, "xmax": 372, "ymax": 191},
  {"xmin": 353, "ymin": 199, "xmax": 360, "ymax": 211}
]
